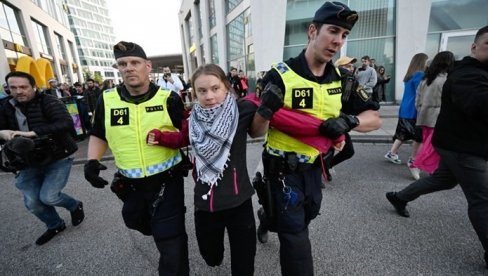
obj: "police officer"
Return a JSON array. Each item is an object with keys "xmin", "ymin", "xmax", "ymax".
[
  {"xmin": 255, "ymin": 2, "xmax": 380, "ymax": 275},
  {"xmin": 84, "ymin": 41, "xmax": 189, "ymax": 275},
  {"xmin": 0, "ymin": 71, "xmax": 83, "ymax": 246}
]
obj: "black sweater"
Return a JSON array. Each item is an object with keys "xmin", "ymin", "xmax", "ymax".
[{"xmin": 432, "ymin": 56, "xmax": 488, "ymax": 158}]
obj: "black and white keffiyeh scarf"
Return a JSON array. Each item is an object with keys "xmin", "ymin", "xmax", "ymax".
[{"xmin": 189, "ymin": 93, "xmax": 239, "ymax": 197}]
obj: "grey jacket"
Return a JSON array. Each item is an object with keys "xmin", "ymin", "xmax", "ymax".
[
  {"xmin": 415, "ymin": 72, "xmax": 447, "ymax": 127},
  {"xmin": 356, "ymin": 66, "xmax": 377, "ymax": 94}
]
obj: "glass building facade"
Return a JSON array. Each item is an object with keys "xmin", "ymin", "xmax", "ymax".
[
  {"xmin": 179, "ymin": 0, "xmax": 486, "ymax": 101},
  {"xmin": 0, "ymin": 0, "xmax": 82, "ymax": 84},
  {"xmin": 63, "ymin": 0, "xmax": 118, "ymax": 81}
]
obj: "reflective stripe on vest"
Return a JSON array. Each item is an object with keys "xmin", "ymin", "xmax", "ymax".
[
  {"xmin": 266, "ymin": 62, "xmax": 342, "ymax": 163},
  {"xmin": 103, "ymin": 88, "xmax": 181, "ymax": 178}
]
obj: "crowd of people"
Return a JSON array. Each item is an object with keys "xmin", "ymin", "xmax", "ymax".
[{"xmin": 1, "ymin": 1, "xmax": 487, "ymax": 275}]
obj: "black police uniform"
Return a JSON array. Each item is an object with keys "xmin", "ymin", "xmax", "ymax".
[
  {"xmin": 89, "ymin": 83, "xmax": 189, "ymax": 275},
  {"xmin": 255, "ymin": 7, "xmax": 363, "ymax": 276}
]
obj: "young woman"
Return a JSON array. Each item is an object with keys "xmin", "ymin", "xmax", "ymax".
[
  {"xmin": 148, "ymin": 64, "xmax": 268, "ymax": 275},
  {"xmin": 413, "ymin": 51, "xmax": 455, "ymax": 174},
  {"xmin": 384, "ymin": 53, "xmax": 428, "ymax": 180},
  {"xmin": 373, "ymin": 66, "xmax": 390, "ymax": 102}
]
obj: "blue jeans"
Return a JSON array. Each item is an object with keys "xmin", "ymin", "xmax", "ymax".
[{"xmin": 15, "ymin": 158, "xmax": 79, "ymax": 229}]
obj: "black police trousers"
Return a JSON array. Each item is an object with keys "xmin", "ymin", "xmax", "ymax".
[
  {"xmin": 194, "ymin": 199, "xmax": 256, "ymax": 276},
  {"xmin": 270, "ymin": 166, "xmax": 322, "ymax": 276},
  {"xmin": 121, "ymin": 174, "xmax": 189, "ymax": 276}
]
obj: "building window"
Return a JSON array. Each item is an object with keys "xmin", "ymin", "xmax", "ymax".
[
  {"xmin": 208, "ymin": 0, "xmax": 216, "ymax": 29},
  {"xmin": 31, "ymin": 20, "xmax": 52, "ymax": 55},
  {"xmin": 226, "ymin": 0, "xmax": 243, "ymax": 14},
  {"xmin": 0, "ymin": 3, "xmax": 27, "ymax": 46},
  {"xmin": 227, "ymin": 13, "xmax": 245, "ymax": 61},
  {"xmin": 210, "ymin": 34, "xmax": 219, "ymax": 64},
  {"xmin": 54, "ymin": 33, "xmax": 68, "ymax": 60}
]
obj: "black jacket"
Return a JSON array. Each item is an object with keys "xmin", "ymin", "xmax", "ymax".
[
  {"xmin": 432, "ymin": 56, "xmax": 488, "ymax": 158},
  {"xmin": 0, "ymin": 92, "xmax": 78, "ymax": 163}
]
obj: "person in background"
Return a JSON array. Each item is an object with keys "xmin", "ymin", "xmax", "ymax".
[
  {"xmin": 0, "ymin": 71, "xmax": 83, "ymax": 246},
  {"xmin": 370, "ymin": 58, "xmax": 378, "ymax": 71},
  {"xmin": 373, "ymin": 66, "xmax": 390, "ymax": 103},
  {"xmin": 386, "ymin": 26, "xmax": 488, "ymax": 269},
  {"xmin": 100, "ymin": 79, "xmax": 114, "ymax": 92},
  {"xmin": 228, "ymin": 67, "xmax": 243, "ymax": 98},
  {"xmin": 60, "ymin": 83, "xmax": 71, "ymax": 97},
  {"xmin": 334, "ymin": 56, "xmax": 357, "ymax": 73},
  {"xmin": 83, "ymin": 78, "xmax": 101, "ymax": 117},
  {"xmin": 73, "ymin": 82, "xmax": 91, "ymax": 131},
  {"xmin": 157, "ymin": 66, "xmax": 184, "ymax": 94},
  {"xmin": 384, "ymin": 53, "xmax": 428, "ymax": 180},
  {"xmin": 45, "ymin": 78, "xmax": 68, "ymax": 98},
  {"xmin": 255, "ymin": 2, "xmax": 380, "ymax": 275},
  {"xmin": 0, "ymin": 83, "xmax": 9, "ymax": 99},
  {"xmin": 413, "ymin": 51, "xmax": 455, "ymax": 174},
  {"xmin": 239, "ymin": 70, "xmax": 249, "ymax": 98},
  {"xmin": 356, "ymin": 55, "xmax": 377, "ymax": 96},
  {"xmin": 84, "ymin": 41, "xmax": 190, "ymax": 275}
]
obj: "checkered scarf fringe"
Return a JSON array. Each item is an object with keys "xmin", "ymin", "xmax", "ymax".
[{"xmin": 189, "ymin": 94, "xmax": 238, "ymax": 198}]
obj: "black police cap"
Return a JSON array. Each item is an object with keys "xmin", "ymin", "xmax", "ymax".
[
  {"xmin": 113, "ymin": 41, "xmax": 148, "ymax": 60},
  {"xmin": 313, "ymin": 1, "xmax": 358, "ymax": 30}
]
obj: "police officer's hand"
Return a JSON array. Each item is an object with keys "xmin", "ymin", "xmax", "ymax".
[
  {"xmin": 319, "ymin": 114, "xmax": 359, "ymax": 140},
  {"xmin": 257, "ymin": 83, "xmax": 284, "ymax": 120},
  {"xmin": 84, "ymin": 159, "xmax": 108, "ymax": 188}
]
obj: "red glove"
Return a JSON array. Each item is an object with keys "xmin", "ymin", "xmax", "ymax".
[{"xmin": 147, "ymin": 119, "xmax": 189, "ymax": 148}]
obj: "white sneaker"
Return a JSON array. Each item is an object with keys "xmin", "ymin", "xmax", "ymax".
[
  {"xmin": 329, "ymin": 167, "xmax": 336, "ymax": 176},
  {"xmin": 385, "ymin": 152, "xmax": 401, "ymax": 164},
  {"xmin": 407, "ymin": 158, "xmax": 420, "ymax": 180},
  {"xmin": 409, "ymin": 167, "xmax": 420, "ymax": 180}
]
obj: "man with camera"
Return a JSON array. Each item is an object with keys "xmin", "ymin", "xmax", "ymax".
[
  {"xmin": 0, "ymin": 71, "xmax": 84, "ymax": 246},
  {"xmin": 157, "ymin": 66, "xmax": 184, "ymax": 93}
]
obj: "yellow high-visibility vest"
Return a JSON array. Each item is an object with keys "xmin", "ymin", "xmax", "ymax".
[
  {"xmin": 103, "ymin": 88, "xmax": 181, "ymax": 178},
  {"xmin": 266, "ymin": 62, "xmax": 342, "ymax": 163}
]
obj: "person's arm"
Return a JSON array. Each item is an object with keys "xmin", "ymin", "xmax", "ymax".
[
  {"xmin": 352, "ymin": 109, "xmax": 381, "ymax": 132},
  {"xmin": 146, "ymin": 91, "xmax": 189, "ymax": 148},
  {"xmin": 249, "ymin": 112, "xmax": 269, "ymax": 138},
  {"xmin": 87, "ymin": 135, "xmax": 108, "ymax": 160}
]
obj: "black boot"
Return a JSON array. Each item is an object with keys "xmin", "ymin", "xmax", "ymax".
[
  {"xmin": 35, "ymin": 223, "xmax": 66, "ymax": 245},
  {"xmin": 386, "ymin": 192, "xmax": 410, "ymax": 217},
  {"xmin": 71, "ymin": 201, "xmax": 85, "ymax": 226}
]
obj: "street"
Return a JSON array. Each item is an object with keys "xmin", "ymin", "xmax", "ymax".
[{"xmin": 0, "ymin": 142, "xmax": 486, "ymax": 275}]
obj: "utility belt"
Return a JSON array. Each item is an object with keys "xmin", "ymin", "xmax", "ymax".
[
  {"xmin": 262, "ymin": 150, "xmax": 314, "ymax": 177},
  {"xmin": 110, "ymin": 168, "xmax": 175, "ymax": 201},
  {"xmin": 110, "ymin": 149, "xmax": 192, "ymax": 201}
]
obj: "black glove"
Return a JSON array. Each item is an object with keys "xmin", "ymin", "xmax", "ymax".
[
  {"xmin": 84, "ymin": 159, "xmax": 108, "ymax": 188},
  {"xmin": 319, "ymin": 113, "xmax": 359, "ymax": 140},
  {"xmin": 257, "ymin": 83, "xmax": 284, "ymax": 120}
]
